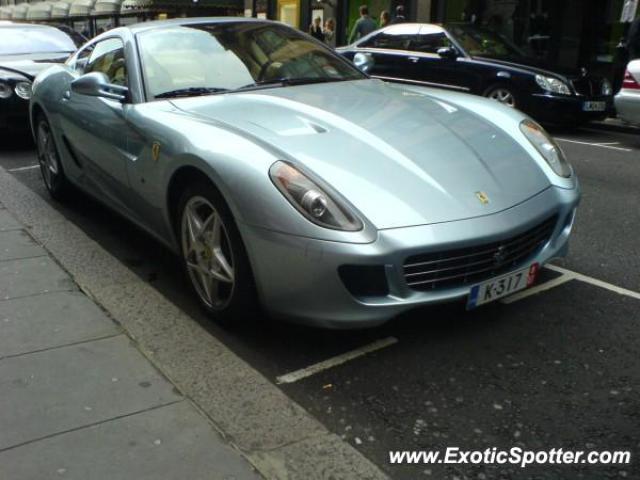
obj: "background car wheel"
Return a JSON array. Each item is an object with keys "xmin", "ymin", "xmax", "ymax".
[
  {"xmin": 35, "ymin": 115, "xmax": 69, "ymax": 200},
  {"xmin": 177, "ymin": 180, "xmax": 258, "ymax": 325},
  {"xmin": 484, "ymin": 84, "xmax": 519, "ymax": 109}
]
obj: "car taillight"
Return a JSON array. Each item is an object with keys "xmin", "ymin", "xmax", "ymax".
[{"xmin": 622, "ymin": 70, "xmax": 640, "ymax": 90}]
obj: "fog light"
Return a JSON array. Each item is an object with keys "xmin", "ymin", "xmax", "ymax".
[{"xmin": 14, "ymin": 81, "xmax": 32, "ymax": 100}]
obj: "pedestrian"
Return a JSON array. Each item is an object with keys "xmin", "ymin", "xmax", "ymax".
[
  {"xmin": 324, "ymin": 18, "xmax": 337, "ymax": 48},
  {"xmin": 309, "ymin": 16, "xmax": 324, "ymax": 42},
  {"xmin": 390, "ymin": 5, "xmax": 406, "ymax": 24},
  {"xmin": 379, "ymin": 10, "xmax": 391, "ymax": 29},
  {"xmin": 628, "ymin": 15, "xmax": 640, "ymax": 60},
  {"xmin": 348, "ymin": 5, "xmax": 377, "ymax": 44}
]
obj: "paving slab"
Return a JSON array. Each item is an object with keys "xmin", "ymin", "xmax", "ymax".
[
  {"xmin": 0, "ymin": 229, "xmax": 46, "ymax": 261},
  {"xmin": 0, "ymin": 401, "xmax": 259, "ymax": 480},
  {"xmin": 249, "ymin": 433, "xmax": 388, "ymax": 480},
  {"xmin": 0, "ymin": 291, "xmax": 120, "ymax": 358},
  {"xmin": 0, "ymin": 256, "xmax": 75, "ymax": 300},
  {"xmin": 0, "ymin": 335, "xmax": 183, "ymax": 450},
  {"xmin": 90, "ymin": 281, "xmax": 327, "ymax": 452},
  {"xmin": 0, "ymin": 209, "xmax": 22, "ymax": 231}
]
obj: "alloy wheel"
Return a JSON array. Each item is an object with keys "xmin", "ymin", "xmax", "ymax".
[
  {"xmin": 36, "ymin": 121, "xmax": 60, "ymax": 190},
  {"xmin": 181, "ymin": 196, "xmax": 235, "ymax": 310},
  {"xmin": 487, "ymin": 88, "xmax": 516, "ymax": 108}
]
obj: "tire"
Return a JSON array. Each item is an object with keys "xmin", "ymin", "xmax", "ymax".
[
  {"xmin": 35, "ymin": 115, "xmax": 69, "ymax": 200},
  {"xmin": 483, "ymin": 83, "xmax": 520, "ymax": 109},
  {"xmin": 176, "ymin": 179, "xmax": 258, "ymax": 325}
]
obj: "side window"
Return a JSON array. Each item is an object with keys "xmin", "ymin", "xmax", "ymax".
[
  {"xmin": 71, "ymin": 45, "xmax": 93, "ymax": 74},
  {"xmin": 360, "ymin": 25, "xmax": 420, "ymax": 51},
  {"xmin": 85, "ymin": 38, "xmax": 127, "ymax": 86},
  {"xmin": 412, "ymin": 32, "xmax": 452, "ymax": 54},
  {"xmin": 361, "ymin": 32, "xmax": 415, "ymax": 50}
]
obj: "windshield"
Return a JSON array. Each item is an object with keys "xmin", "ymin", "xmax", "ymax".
[
  {"xmin": 0, "ymin": 27, "xmax": 80, "ymax": 56},
  {"xmin": 137, "ymin": 22, "xmax": 366, "ymax": 100},
  {"xmin": 446, "ymin": 24, "xmax": 527, "ymax": 60}
]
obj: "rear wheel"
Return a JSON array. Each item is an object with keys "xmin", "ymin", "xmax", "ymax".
[
  {"xmin": 484, "ymin": 84, "xmax": 519, "ymax": 109},
  {"xmin": 35, "ymin": 116, "xmax": 69, "ymax": 200},
  {"xmin": 177, "ymin": 180, "xmax": 258, "ymax": 325}
]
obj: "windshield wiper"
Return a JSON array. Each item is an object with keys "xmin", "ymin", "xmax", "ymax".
[
  {"xmin": 236, "ymin": 77, "xmax": 349, "ymax": 91},
  {"xmin": 155, "ymin": 87, "xmax": 229, "ymax": 99}
]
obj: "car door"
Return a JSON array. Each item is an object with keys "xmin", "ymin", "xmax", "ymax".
[
  {"xmin": 62, "ymin": 37, "xmax": 132, "ymax": 212},
  {"xmin": 356, "ymin": 24, "xmax": 421, "ymax": 82},
  {"xmin": 408, "ymin": 26, "xmax": 472, "ymax": 92}
]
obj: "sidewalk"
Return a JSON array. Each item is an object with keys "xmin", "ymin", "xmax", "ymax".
[{"xmin": 0, "ymin": 202, "xmax": 260, "ymax": 478}]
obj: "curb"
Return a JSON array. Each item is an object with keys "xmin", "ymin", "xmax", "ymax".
[{"xmin": 0, "ymin": 165, "xmax": 388, "ymax": 480}]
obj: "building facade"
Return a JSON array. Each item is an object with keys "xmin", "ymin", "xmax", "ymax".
[{"xmin": 1, "ymin": 0, "xmax": 638, "ymax": 81}]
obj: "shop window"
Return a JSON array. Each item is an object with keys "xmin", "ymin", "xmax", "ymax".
[{"xmin": 277, "ymin": 0, "xmax": 299, "ymax": 29}]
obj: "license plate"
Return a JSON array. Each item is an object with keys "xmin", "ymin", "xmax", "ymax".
[
  {"xmin": 583, "ymin": 101, "xmax": 606, "ymax": 112},
  {"xmin": 467, "ymin": 264, "xmax": 539, "ymax": 309}
]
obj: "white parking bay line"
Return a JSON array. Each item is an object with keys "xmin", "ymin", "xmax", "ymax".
[
  {"xmin": 555, "ymin": 138, "xmax": 632, "ymax": 152},
  {"xmin": 545, "ymin": 264, "xmax": 640, "ymax": 301},
  {"xmin": 8, "ymin": 164, "xmax": 40, "ymax": 172},
  {"xmin": 501, "ymin": 272, "xmax": 575, "ymax": 304},
  {"xmin": 276, "ymin": 337, "xmax": 398, "ymax": 385}
]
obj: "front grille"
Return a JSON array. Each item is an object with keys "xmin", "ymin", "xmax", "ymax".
[
  {"xmin": 572, "ymin": 78, "xmax": 597, "ymax": 96},
  {"xmin": 403, "ymin": 216, "xmax": 557, "ymax": 291}
]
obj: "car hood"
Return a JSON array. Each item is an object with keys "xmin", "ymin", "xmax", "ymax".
[
  {"xmin": 473, "ymin": 56, "xmax": 590, "ymax": 80},
  {"xmin": 172, "ymin": 79, "xmax": 550, "ymax": 229},
  {"xmin": 0, "ymin": 53, "xmax": 70, "ymax": 80}
]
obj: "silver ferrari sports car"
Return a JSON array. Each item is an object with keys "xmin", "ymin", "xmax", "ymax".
[{"xmin": 30, "ymin": 18, "xmax": 580, "ymax": 328}]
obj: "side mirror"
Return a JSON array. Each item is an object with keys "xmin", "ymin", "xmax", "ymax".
[
  {"xmin": 71, "ymin": 72, "xmax": 128, "ymax": 102},
  {"xmin": 437, "ymin": 46, "xmax": 458, "ymax": 59},
  {"xmin": 353, "ymin": 52, "xmax": 375, "ymax": 73}
]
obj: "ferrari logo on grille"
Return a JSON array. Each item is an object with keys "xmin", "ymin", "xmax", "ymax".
[
  {"xmin": 475, "ymin": 191, "xmax": 490, "ymax": 205},
  {"xmin": 151, "ymin": 142, "xmax": 161, "ymax": 162},
  {"xmin": 493, "ymin": 245, "xmax": 507, "ymax": 266}
]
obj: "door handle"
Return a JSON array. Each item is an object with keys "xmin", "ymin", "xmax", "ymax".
[
  {"xmin": 407, "ymin": 56, "xmax": 420, "ymax": 63},
  {"xmin": 62, "ymin": 90, "xmax": 71, "ymax": 100}
]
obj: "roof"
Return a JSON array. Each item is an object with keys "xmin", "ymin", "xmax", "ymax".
[{"xmin": 124, "ymin": 16, "xmax": 273, "ymax": 33}]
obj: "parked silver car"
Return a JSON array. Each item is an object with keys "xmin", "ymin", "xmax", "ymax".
[
  {"xmin": 615, "ymin": 59, "xmax": 640, "ymax": 126},
  {"xmin": 30, "ymin": 18, "xmax": 580, "ymax": 328}
]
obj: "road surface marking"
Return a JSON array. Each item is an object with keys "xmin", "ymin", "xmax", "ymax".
[
  {"xmin": 501, "ymin": 272, "xmax": 575, "ymax": 304},
  {"xmin": 276, "ymin": 337, "xmax": 398, "ymax": 385},
  {"xmin": 555, "ymin": 138, "xmax": 632, "ymax": 152},
  {"xmin": 545, "ymin": 264, "xmax": 640, "ymax": 300},
  {"xmin": 8, "ymin": 164, "xmax": 40, "ymax": 172}
]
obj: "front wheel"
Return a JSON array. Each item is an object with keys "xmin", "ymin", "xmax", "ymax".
[
  {"xmin": 35, "ymin": 116, "xmax": 69, "ymax": 200},
  {"xmin": 484, "ymin": 84, "xmax": 519, "ymax": 109},
  {"xmin": 177, "ymin": 181, "xmax": 258, "ymax": 325}
]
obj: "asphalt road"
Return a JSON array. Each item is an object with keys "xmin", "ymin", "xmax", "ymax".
[{"xmin": 1, "ymin": 124, "xmax": 639, "ymax": 480}]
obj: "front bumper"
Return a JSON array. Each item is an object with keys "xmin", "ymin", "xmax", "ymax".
[
  {"xmin": 614, "ymin": 90, "xmax": 640, "ymax": 126},
  {"xmin": 241, "ymin": 185, "xmax": 580, "ymax": 328},
  {"xmin": 526, "ymin": 93, "xmax": 613, "ymax": 124}
]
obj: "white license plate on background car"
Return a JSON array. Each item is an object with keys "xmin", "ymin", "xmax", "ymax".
[
  {"xmin": 467, "ymin": 264, "xmax": 539, "ymax": 309},
  {"xmin": 582, "ymin": 101, "xmax": 606, "ymax": 112}
]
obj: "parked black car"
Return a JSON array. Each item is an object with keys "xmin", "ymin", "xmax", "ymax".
[
  {"xmin": 338, "ymin": 23, "xmax": 614, "ymax": 125},
  {"xmin": 0, "ymin": 22, "xmax": 84, "ymax": 135}
]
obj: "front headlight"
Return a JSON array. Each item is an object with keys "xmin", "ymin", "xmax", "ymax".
[
  {"xmin": 0, "ymin": 81, "xmax": 12, "ymax": 99},
  {"xmin": 520, "ymin": 119, "xmax": 572, "ymax": 178},
  {"xmin": 535, "ymin": 74, "xmax": 571, "ymax": 95},
  {"xmin": 14, "ymin": 81, "xmax": 32, "ymax": 100},
  {"xmin": 269, "ymin": 161, "xmax": 363, "ymax": 231},
  {"xmin": 601, "ymin": 78, "xmax": 612, "ymax": 96}
]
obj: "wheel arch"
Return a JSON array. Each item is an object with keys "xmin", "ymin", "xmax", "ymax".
[{"xmin": 166, "ymin": 163, "xmax": 238, "ymax": 243}]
